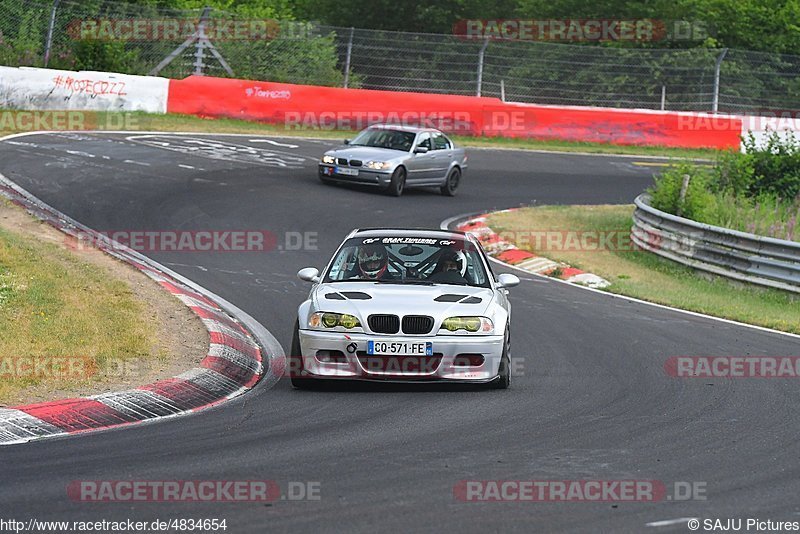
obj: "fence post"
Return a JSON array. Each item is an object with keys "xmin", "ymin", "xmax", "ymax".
[
  {"xmin": 192, "ymin": 7, "xmax": 212, "ymax": 75},
  {"xmin": 343, "ymin": 27, "xmax": 354, "ymax": 89},
  {"xmin": 43, "ymin": 0, "xmax": 60, "ymax": 67},
  {"xmin": 712, "ymin": 48, "xmax": 729, "ymax": 114},
  {"xmin": 476, "ymin": 38, "xmax": 489, "ymax": 97},
  {"xmin": 660, "ymin": 85, "xmax": 666, "ymax": 111},
  {"xmin": 677, "ymin": 174, "xmax": 691, "ymax": 217},
  {"xmin": 500, "ymin": 79, "xmax": 505, "ymax": 102}
]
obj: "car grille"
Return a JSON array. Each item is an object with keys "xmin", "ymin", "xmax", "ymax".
[
  {"xmin": 368, "ymin": 314, "xmax": 400, "ymax": 334},
  {"xmin": 357, "ymin": 352, "xmax": 443, "ymax": 375},
  {"xmin": 334, "ymin": 158, "xmax": 363, "ymax": 167},
  {"xmin": 402, "ymin": 315, "xmax": 434, "ymax": 335}
]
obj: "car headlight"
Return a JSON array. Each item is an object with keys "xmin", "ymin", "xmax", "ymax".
[
  {"xmin": 308, "ymin": 312, "xmax": 362, "ymax": 330},
  {"xmin": 322, "ymin": 155, "xmax": 335, "ymax": 164},
  {"xmin": 439, "ymin": 316, "xmax": 494, "ymax": 334},
  {"xmin": 365, "ymin": 161, "xmax": 390, "ymax": 170}
]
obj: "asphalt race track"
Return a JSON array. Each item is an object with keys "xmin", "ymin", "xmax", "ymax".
[{"xmin": 1, "ymin": 132, "xmax": 798, "ymax": 533}]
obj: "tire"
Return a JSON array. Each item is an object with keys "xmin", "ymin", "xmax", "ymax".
[
  {"xmin": 385, "ymin": 167, "xmax": 406, "ymax": 197},
  {"xmin": 289, "ymin": 320, "xmax": 313, "ymax": 389},
  {"xmin": 490, "ymin": 328, "xmax": 511, "ymax": 390},
  {"xmin": 440, "ymin": 167, "xmax": 461, "ymax": 196}
]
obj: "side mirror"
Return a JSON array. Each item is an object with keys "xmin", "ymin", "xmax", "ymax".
[
  {"xmin": 497, "ymin": 273, "xmax": 520, "ymax": 289},
  {"xmin": 413, "ymin": 146, "xmax": 429, "ymax": 154},
  {"xmin": 343, "ymin": 139, "xmax": 350, "ymax": 145},
  {"xmin": 297, "ymin": 267, "xmax": 320, "ymax": 283}
]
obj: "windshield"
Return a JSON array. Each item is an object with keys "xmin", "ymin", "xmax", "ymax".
[
  {"xmin": 348, "ymin": 128, "xmax": 416, "ymax": 151},
  {"xmin": 324, "ymin": 236, "xmax": 492, "ymax": 287}
]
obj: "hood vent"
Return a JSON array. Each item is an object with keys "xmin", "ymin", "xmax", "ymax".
[
  {"xmin": 326, "ymin": 291, "xmax": 372, "ymax": 301},
  {"xmin": 434, "ymin": 294, "xmax": 482, "ymax": 304},
  {"xmin": 341, "ymin": 291, "xmax": 371, "ymax": 300},
  {"xmin": 435, "ymin": 294, "xmax": 466, "ymax": 302}
]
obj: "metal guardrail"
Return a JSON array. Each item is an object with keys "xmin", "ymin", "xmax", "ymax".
[{"xmin": 631, "ymin": 194, "xmax": 800, "ymax": 293}]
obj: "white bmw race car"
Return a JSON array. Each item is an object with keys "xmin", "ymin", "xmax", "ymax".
[{"xmin": 290, "ymin": 228, "xmax": 519, "ymax": 388}]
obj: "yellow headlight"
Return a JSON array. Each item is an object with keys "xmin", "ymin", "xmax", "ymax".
[
  {"xmin": 322, "ymin": 313, "xmax": 339, "ymax": 328},
  {"xmin": 339, "ymin": 314, "xmax": 360, "ymax": 329},
  {"xmin": 441, "ymin": 316, "xmax": 493, "ymax": 333},
  {"xmin": 309, "ymin": 312, "xmax": 361, "ymax": 330}
]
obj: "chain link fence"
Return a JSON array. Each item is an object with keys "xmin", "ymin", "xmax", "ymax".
[{"xmin": 2, "ymin": 0, "xmax": 799, "ymax": 114}]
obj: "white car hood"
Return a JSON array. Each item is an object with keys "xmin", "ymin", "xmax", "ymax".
[{"xmin": 312, "ymin": 281, "xmax": 494, "ymax": 319}]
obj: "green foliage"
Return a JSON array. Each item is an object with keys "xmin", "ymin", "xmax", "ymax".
[
  {"xmin": 224, "ymin": 31, "xmax": 351, "ymax": 86},
  {"xmin": 650, "ymin": 132, "xmax": 800, "ymax": 241},
  {"xmin": 67, "ymin": 40, "xmax": 144, "ymax": 73},
  {"xmin": 649, "ymin": 163, "xmax": 717, "ymax": 221}
]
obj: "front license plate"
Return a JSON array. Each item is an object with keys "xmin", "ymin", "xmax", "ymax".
[
  {"xmin": 368, "ymin": 340, "xmax": 433, "ymax": 356},
  {"xmin": 335, "ymin": 166, "xmax": 358, "ymax": 176}
]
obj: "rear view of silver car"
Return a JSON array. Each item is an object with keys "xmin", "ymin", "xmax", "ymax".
[{"xmin": 318, "ymin": 125, "xmax": 468, "ymax": 196}]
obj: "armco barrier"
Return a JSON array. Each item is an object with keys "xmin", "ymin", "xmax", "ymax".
[
  {"xmin": 167, "ymin": 76, "xmax": 743, "ymax": 149},
  {"xmin": 631, "ymin": 194, "xmax": 800, "ymax": 293},
  {"xmin": 0, "ymin": 66, "xmax": 168, "ymax": 113}
]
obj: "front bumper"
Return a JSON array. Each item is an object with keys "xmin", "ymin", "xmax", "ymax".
[
  {"xmin": 318, "ymin": 164, "xmax": 392, "ymax": 186},
  {"xmin": 297, "ymin": 329, "xmax": 504, "ymax": 382}
]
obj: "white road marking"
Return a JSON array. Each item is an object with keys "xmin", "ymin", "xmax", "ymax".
[
  {"xmin": 5, "ymin": 140, "xmax": 40, "ymax": 148},
  {"xmin": 248, "ymin": 138, "xmax": 299, "ymax": 148},
  {"xmin": 646, "ymin": 518, "xmax": 697, "ymax": 527},
  {"xmin": 178, "ymin": 164, "xmax": 195, "ymax": 169},
  {"xmin": 65, "ymin": 149, "xmax": 95, "ymax": 158},
  {"xmin": 126, "ymin": 135, "xmax": 309, "ymax": 168},
  {"xmin": 123, "ymin": 159, "xmax": 151, "ymax": 166}
]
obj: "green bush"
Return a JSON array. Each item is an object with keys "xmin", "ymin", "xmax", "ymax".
[
  {"xmin": 648, "ymin": 163, "xmax": 717, "ymax": 221},
  {"xmin": 649, "ymin": 132, "xmax": 800, "ymax": 241}
]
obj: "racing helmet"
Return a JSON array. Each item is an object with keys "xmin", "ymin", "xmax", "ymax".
[
  {"xmin": 437, "ymin": 248, "xmax": 463, "ymax": 273},
  {"xmin": 358, "ymin": 243, "xmax": 388, "ymax": 279}
]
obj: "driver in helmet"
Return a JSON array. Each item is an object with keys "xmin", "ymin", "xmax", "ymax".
[
  {"xmin": 428, "ymin": 248, "xmax": 468, "ymax": 284},
  {"xmin": 357, "ymin": 243, "xmax": 392, "ymax": 280}
]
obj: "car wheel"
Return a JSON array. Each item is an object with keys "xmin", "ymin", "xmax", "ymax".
[
  {"xmin": 490, "ymin": 328, "xmax": 511, "ymax": 389},
  {"xmin": 440, "ymin": 167, "xmax": 461, "ymax": 196},
  {"xmin": 386, "ymin": 167, "xmax": 406, "ymax": 197},
  {"xmin": 289, "ymin": 319, "xmax": 314, "ymax": 389}
]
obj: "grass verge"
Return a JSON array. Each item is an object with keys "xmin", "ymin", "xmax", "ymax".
[
  {"xmin": 486, "ymin": 204, "xmax": 800, "ymax": 334},
  {"xmin": 0, "ymin": 199, "xmax": 166, "ymax": 405},
  {"xmin": 1, "ymin": 110, "xmax": 722, "ymax": 160}
]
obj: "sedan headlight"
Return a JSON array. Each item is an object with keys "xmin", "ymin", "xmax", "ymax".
[
  {"xmin": 309, "ymin": 312, "xmax": 362, "ymax": 330},
  {"xmin": 365, "ymin": 161, "xmax": 390, "ymax": 170},
  {"xmin": 322, "ymin": 155, "xmax": 335, "ymax": 164},
  {"xmin": 439, "ymin": 316, "xmax": 494, "ymax": 334}
]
